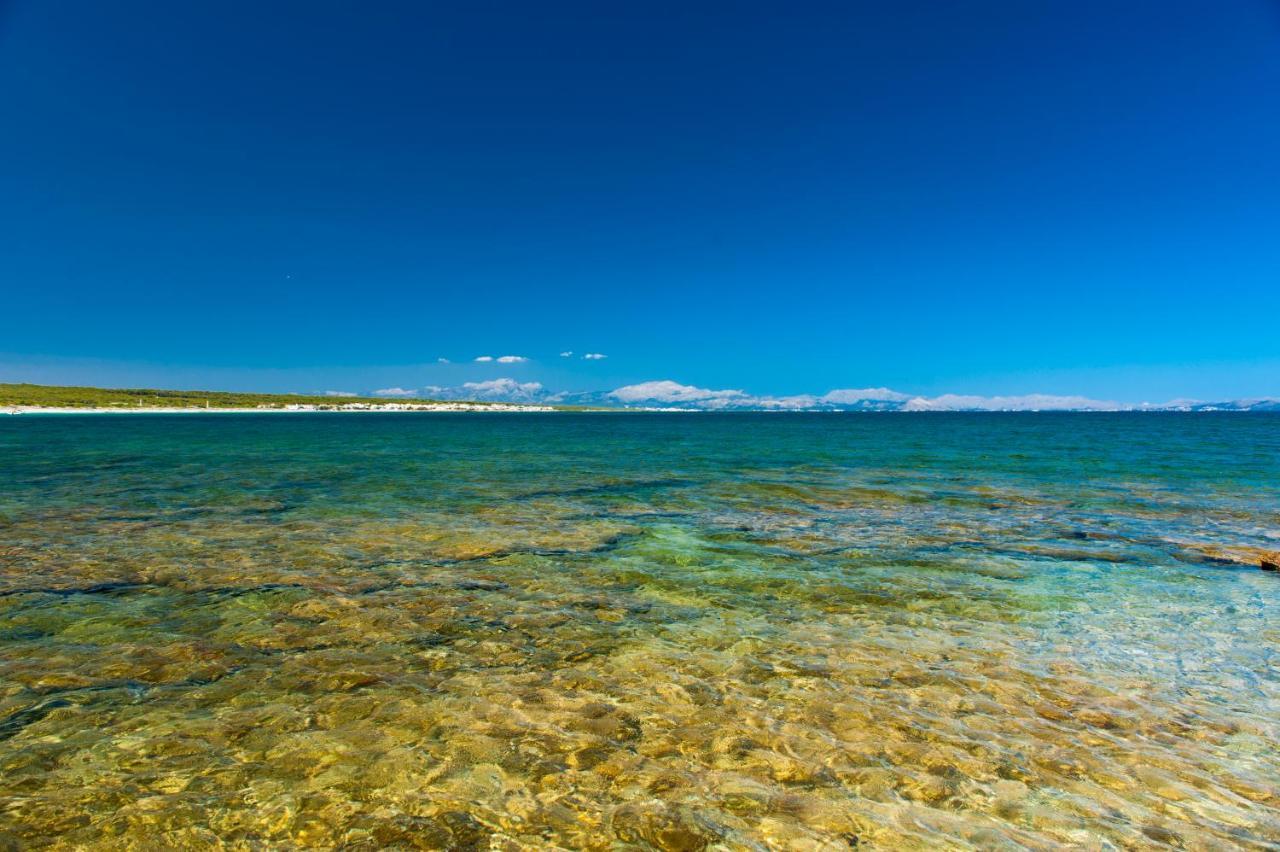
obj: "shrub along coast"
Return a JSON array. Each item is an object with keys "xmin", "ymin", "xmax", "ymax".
[{"xmin": 0, "ymin": 383, "xmax": 553, "ymax": 412}]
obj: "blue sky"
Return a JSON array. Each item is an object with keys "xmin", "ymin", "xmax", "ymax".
[{"xmin": 2, "ymin": 1, "xmax": 1278, "ymax": 402}]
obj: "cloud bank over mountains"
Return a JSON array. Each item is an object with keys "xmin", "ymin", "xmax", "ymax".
[
  {"xmin": 382, "ymin": 378, "xmax": 1280, "ymax": 412},
  {"xmin": 605, "ymin": 382, "xmax": 1125, "ymax": 411},
  {"xmin": 422, "ymin": 378, "xmax": 547, "ymax": 403},
  {"xmin": 608, "ymin": 382, "xmax": 920, "ymax": 410}
]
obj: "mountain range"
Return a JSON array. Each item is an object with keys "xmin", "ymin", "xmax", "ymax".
[{"xmin": 407, "ymin": 379, "xmax": 1280, "ymax": 412}]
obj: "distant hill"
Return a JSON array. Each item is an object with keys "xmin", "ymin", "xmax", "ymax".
[
  {"xmin": 0, "ymin": 383, "xmax": 489, "ymax": 409},
  {"xmin": 420, "ymin": 379, "xmax": 1280, "ymax": 412}
]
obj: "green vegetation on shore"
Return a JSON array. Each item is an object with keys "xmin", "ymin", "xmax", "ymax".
[{"xmin": 0, "ymin": 383, "xmax": 479, "ymax": 409}]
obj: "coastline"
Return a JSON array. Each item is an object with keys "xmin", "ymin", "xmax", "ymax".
[{"xmin": 3, "ymin": 403, "xmax": 558, "ymax": 415}]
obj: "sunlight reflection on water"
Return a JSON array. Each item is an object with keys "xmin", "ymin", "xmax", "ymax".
[{"xmin": 1, "ymin": 413, "xmax": 1277, "ymax": 848}]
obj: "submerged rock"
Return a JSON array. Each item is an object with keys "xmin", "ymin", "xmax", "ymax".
[
  {"xmin": 5, "ymin": 418, "xmax": 1280, "ymax": 850},
  {"xmin": 610, "ymin": 802, "xmax": 716, "ymax": 851},
  {"xmin": 1174, "ymin": 541, "xmax": 1280, "ymax": 572}
]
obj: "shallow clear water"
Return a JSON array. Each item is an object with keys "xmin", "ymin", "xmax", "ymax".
[{"xmin": 1, "ymin": 412, "xmax": 1278, "ymax": 849}]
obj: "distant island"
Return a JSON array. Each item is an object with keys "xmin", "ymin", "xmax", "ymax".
[{"xmin": 0, "ymin": 383, "xmax": 557, "ymax": 413}]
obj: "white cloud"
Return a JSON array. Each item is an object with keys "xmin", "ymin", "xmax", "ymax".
[
  {"xmin": 560, "ymin": 351, "xmax": 573, "ymax": 357},
  {"xmin": 582, "ymin": 353, "xmax": 607, "ymax": 360},
  {"xmin": 463, "ymin": 378, "xmax": 542, "ymax": 392},
  {"xmin": 324, "ymin": 390, "xmax": 357, "ymax": 397},
  {"xmin": 610, "ymin": 381, "xmax": 911, "ymax": 409},
  {"xmin": 437, "ymin": 357, "xmax": 450, "ymax": 364},
  {"xmin": 755, "ymin": 395, "xmax": 820, "ymax": 409},
  {"xmin": 820, "ymin": 387, "xmax": 911, "ymax": 404},
  {"xmin": 605, "ymin": 381, "xmax": 1130, "ymax": 411},
  {"xmin": 610, "ymin": 380, "xmax": 749, "ymax": 405},
  {"xmin": 474, "ymin": 356, "xmax": 494, "ymax": 362},
  {"xmin": 901, "ymin": 393, "xmax": 1121, "ymax": 411},
  {"xmin": 401, "ymin": 378, "xmax": 553, "ymax": 403},
  {"xmin": 393, "ymin": 375, "xmax": 1183, "ymax": 412},
  {"xmin": 459, "ymin": 378, "xmax": 545, "ymax": 401},
  {"xmin": 496, "ymin": 355, "xmax": 529, "ymax": 363}
]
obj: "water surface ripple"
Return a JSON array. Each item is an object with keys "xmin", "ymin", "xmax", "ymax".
[{"xmin": 1, "ymin": 413, "xmax": 1277, "ymax": 849}]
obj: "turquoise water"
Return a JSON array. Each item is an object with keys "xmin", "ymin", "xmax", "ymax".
[{"xmin": 1, "ymin": 412, "xmax": 1278, "ymax": 848}]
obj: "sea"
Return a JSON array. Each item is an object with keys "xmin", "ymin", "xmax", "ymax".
[{"xmin": 1, "ymin": 412, "xmax": 1277, "ymax": 848}]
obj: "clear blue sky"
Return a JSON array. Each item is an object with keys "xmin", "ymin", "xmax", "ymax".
[{"xmin": 2, "ymin": 1, "xmax": 1278, "ymax": 400}]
